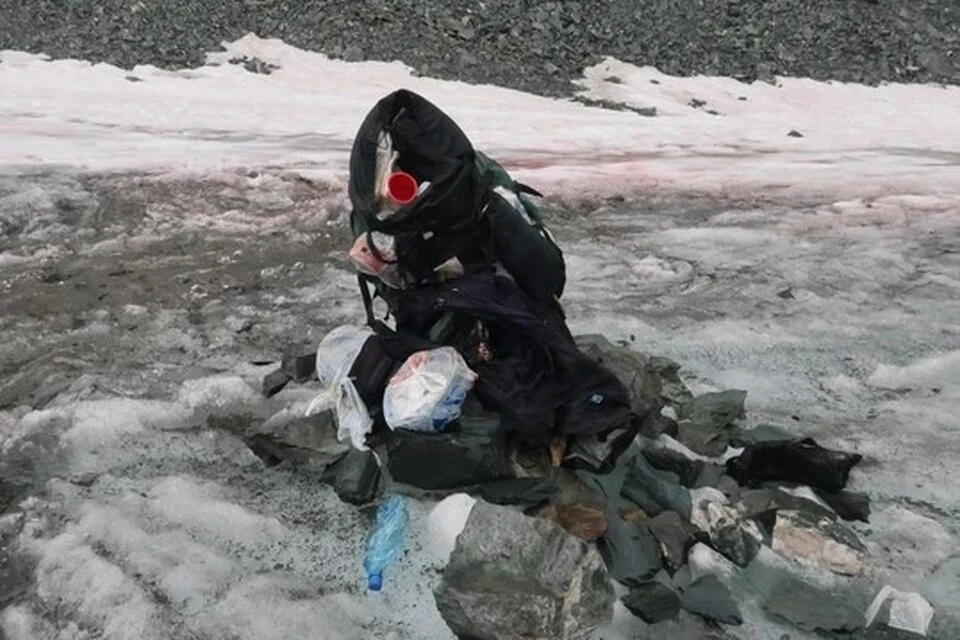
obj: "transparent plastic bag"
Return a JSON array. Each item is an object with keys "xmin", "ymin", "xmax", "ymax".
[
  {"xmin": 348, "ymin": 232, "xmax": 401, "ymax": 288},
  {"xmin": 307, "ymin": 325, "xmax": 375, "ymax": 450},
  {"xmin": 382, "ymin": 347, "xmax": 477, "ymax": 432}
]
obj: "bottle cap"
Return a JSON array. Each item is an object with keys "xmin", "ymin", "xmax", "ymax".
[
  {"xmin": 368, "ymin": 572, "xmax": 383, "ymax": 591},
  {"xmin": 387, "ymin": 172, "xmax": 418, "ymax": 206}
]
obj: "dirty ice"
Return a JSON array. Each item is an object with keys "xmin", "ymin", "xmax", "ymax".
[{"xmin": 1, "ymin": 34, "xmax": 959, "ymax": 640}]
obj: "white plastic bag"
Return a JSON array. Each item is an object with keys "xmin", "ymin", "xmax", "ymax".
[
  {"xmin": 382, "ymin": 347, "xmax": 477, "ymax": 432},
  {"xmin": 307, "ymin": 325, "xmax": 375, "ymax": 450}
]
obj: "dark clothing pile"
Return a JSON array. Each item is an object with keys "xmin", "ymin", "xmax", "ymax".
[{"xmin": 344, "ymin": 89, "xmax": 640, "ymax": 469}]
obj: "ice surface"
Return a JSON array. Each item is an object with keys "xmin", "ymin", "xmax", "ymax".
[
  {"xmin": 2, "ymin": 34, "xmax": 960, "ymax": 201},
  {"xmin": 1, "ymin": 33, "xmax": 959, "ymax": 640}
]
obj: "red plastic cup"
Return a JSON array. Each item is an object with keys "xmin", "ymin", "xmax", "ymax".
[{"xmin": 387, "ymin": 171, "xmax": 419, "ymax": 206}]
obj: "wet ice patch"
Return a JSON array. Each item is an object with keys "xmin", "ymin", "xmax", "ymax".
[
  {"xmin": 867, "ymin": 350, "xmax": 960, "ymax": 391},
  {"xmin": 176, "ymin": 375, "xmax": 260, "ymax": 413}
]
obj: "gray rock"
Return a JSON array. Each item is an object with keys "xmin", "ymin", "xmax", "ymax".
[
  {"xmin": 679, "ymin": 575, "xmax": 742, "ymax": 626},
  {"xmin": 676, "ymin": 390, "xmax": 747, "ymax": 457},
  {"xmin": 764, "ymin": 577, "xmax": 865, "ymax": 632},
  {"xmin": 247, "ymin": 409, "xmax": 349, "ymax": 468},
  {"xmin": 694, "ymin": 501, "xmax": 763, "ymax": 568},
  {"xmin": 324, "ymin": 449, "xmax": 381, "ymax": 506},
  {"xmin": 575, "ymin": 334, "xmax": 661, "ymax": 419},
  {"xmin": 261, "ymin": 368, "xmax": 291, "ymax": 398},
  {"xmin": 281, "ymin": 352, "xmax": 316, "ymax": 382},
  {"xmin": 645, "ymin": 511, "xmax": 702, "ymax": 574},
  {"xmin": 639, "ymin": 411, "xmax": 679, "ymax": 439},
  {"xmin": 621, "ymin": 582, "xmax": 681, "ymax": 624},
  {"xmin": 620, "ymin": 453, "xmax": 692, "ymax": 518},
  {"xmin": 642, "ymin": 447, "xmax": 704, "ymax": 487},
  {"xmin": 729, "ymin": 423, "xmax": 797, "ymax": 447},
  {"xmin": 648, "ymin": 356, "xmax": 694, "ymax": 408},
  {"xmin": 813, "ymin": 489, "xmax": 871, "ymax": 522},
  {"xmin": 435, "ymin": 501, "xmax": 614, "ymax": 640},
  {"xmin": 596, "ymin": 514, "xmax": 662, "ymax": 586}
]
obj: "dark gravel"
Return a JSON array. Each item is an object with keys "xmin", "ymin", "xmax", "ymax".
[{"xmin": 1, "ymin": 0, "xmax": 958, "ymax": 96}]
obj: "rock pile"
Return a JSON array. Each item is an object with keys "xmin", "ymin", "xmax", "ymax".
[{"xmin": 253, "ymin": 333, "xmax": 895, "ymax": 636}]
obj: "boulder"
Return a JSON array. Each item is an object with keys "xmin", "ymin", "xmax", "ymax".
[
  {"xmin": 246, "ymin": 409, "xmax": 350, "ymax": 468},
  {"xmin": 435, "ymin": 501, "xmax": 614, "ymax": 640}
]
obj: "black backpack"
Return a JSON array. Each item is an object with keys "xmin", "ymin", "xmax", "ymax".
[{"xmin": 346, "ymin": 89, "xmax": 565, "ymax": 323}]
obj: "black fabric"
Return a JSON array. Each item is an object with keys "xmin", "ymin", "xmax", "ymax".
[
  {"xmin": 348, "ymin": 89, "xmax": 565, "ymax": 312},
  {"xmin": 476, "ymin": 475, "xmax": 560, "ymax": 509},
  {"xmin": 345, "ymin": 90, "xmax": 630, "ymax": 460},
  {"xmin": 346, "ymin": 335, "xmax": 403, "ymax": 409},
  {"xmin": 486, "ymin": 193, "xmax": 565, "ymax": 306},
  {"xmin": 725, "ymin": 437, "xmax": 863, "ymax": 492},
  {"xmin": 348, "ymin": 89, "xmax": 475, "ymax": 233},
  {"xmin": 403, "ymin": 272, "xmax": 634, "ymax": 447}
]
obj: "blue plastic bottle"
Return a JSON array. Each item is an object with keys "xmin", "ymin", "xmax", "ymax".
[{"xmin": 363, "ymin": 495, "xmax": 409, "ymax": 591}]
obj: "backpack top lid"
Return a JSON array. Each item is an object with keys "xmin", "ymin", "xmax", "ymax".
[{"xmin": 348, "ymin": 89, "xmax": 481, "ymax": 237}]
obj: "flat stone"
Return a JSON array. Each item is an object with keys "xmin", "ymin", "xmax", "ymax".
[
  {"xmin": 642, "ymin": 447, "xmax": 704, "ymax": 487},
  {"xmin": 247, "ymin": 409, "xmax": 349, "ymax": 468},
  {"xmin": 771, "ymin": 509, "xmax": 865, "ymax": 576},
  {"xmin": 814, "ymin": 489, "xmax": 871, "ymax": 522},
  {"xmin": 620, "ymin": 453, "xmax": 692, "ymax": 518},
  {"xmin": 621, "ymin": 582, "xmax": 681, "ymax": 624},
  {"xmin": 575, "ymin": 334, "xmax": 661, "ymax": 419},
  {"xmin": 281, "ymin": 352, "xmax": 317, "ymax": 382},
  {"xmin": 679, "ymin": 575, "xmax": 743, "ymax": 626},
  {"xmin": 648, "ymin": 356, "xmax": 694, "ymax": 408},
  {"xmin": 597, "ymin": 514, "xmax": 663, "ymax": 586},
  {"xmin": 645, "ymin": 511, "xmax": 702, "ymax": 574},
  {"xmin": 676, "ymin": 390, "xmax": 747, "ymax": 457},
  {"xmin": 765, "ymin": 577, "xmax": 865, "ymax": 631},
  {"xmin": 477, "ymin": 476, "xmax": 559, "ymax": 509},
  {"xmin": 729, "ymin": 423, "xmax": 797, "ymax": 447},
  {"xmin": 435, "ymin": 500, "xmax": 614, "ymax": 640},
  {"xmin": 324, "ymin": 449, "xmax": 381, "ymax": 506},
  {"xmin": 261, "ymin": 368, "xmax": 292, "ymax": 398}
]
